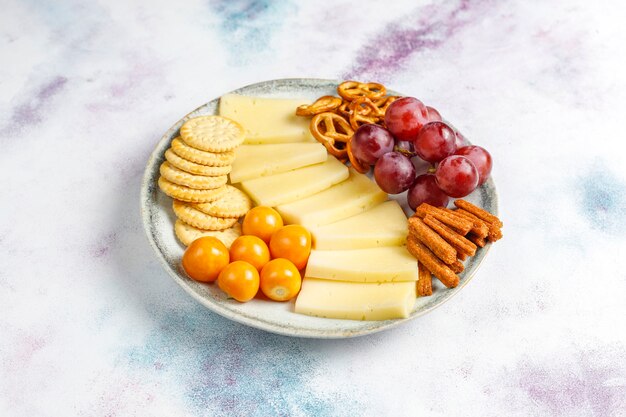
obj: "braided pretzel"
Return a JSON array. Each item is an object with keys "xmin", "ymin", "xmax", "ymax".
[
  {"xmin": 309, "ymin": 112, "xmax": 354, "ymax": 158},
  {"xmin": 337, "ymin": 81, "xmax": 386, "ymax": 101},
  {"xmin": 296, "ymin": 96, "xmax": 343, "ymax": 117},
  {"xmin": 348, "ymin": 97, "xmax": 383, "ymax": 130},
  {"xmin": 347, "ymin": 140, "xmax": 369, "ymax": 174}
]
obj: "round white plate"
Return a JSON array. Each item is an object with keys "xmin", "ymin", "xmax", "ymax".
[{"xmin": 141, "ymin": 78, "xmax": 498, "ymax": 338}]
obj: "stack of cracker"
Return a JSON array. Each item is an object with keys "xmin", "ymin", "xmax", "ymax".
[{"xmin": 158, "ymin": 115, "xmax": 252, "ymax": 248}]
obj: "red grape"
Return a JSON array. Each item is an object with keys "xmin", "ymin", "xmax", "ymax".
[
  {"xmin": 374, "ymin": 152, "xmax": 416, "ymax": 194},
  {"xmin": 435, "ymin": 155, "xmax": 479, "ymax": 198},
  {"xmin": 413, "ymin": 121, "xmax": 456, "ymax": 163},
  {"xmin": 394, "ymin": 140, "xmax": 416, "ymax": 158},
  {"xmin": 426, "ymin": 106, "xmax": 442, "ymax": 122},
  {"xmin": 455, "ymin": 145, "xmax": 492, "ymax": 186},
  {"xmin": 384, "ymin": 97, "xmax": 429, "ymax": 141},
  {"xmin": 408, "ymin": 174, "xmax": 449, "ymax": 210},
  {"xmin": 351, "ymin": 124, "xmax": 395, "ymax": 165},
  {"xmin": 454, "ymin": 131, "xmax": 469, "ymax": 149}
]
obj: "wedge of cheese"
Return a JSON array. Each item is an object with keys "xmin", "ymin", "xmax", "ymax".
[
  {"xmin": 240, "ymin": 157, "xmax": 349, "ymax": 207},
  {"xmin": 295, "ymin": 278, "xmax": 416, "ymax": 321},
  {"xmin": 309, "ymin": 200, "xmax": 408, "ymax": 250},
  {"xmin": 229, "ymin": 143, "xmax": 327, "ymax": 183},
  {"xmin": 304, "ymin": 246, "xmax": 418, "ymax": 283},
  {"xmin": 219, "ymin": 94, "xmax": 314, "ymax": 144},
  {"xmin": 276, "ymin": 170, "xmax": 388, "ymax": 228}
]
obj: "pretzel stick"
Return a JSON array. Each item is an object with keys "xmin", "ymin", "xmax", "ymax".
[
  {"xmin": 449, "ymin": 259, "xmax": 465, "ymax": 274},
  {"xmin": 467, "ymin": 233, "xmax": 486, "ymax": 248},
  {"xmin": 422, "ymin": 215, "xmax": 477, "ymax": 257},
  {"xmin": 455, "ymin": 208, "xmax": 503, "ymax": 242},
  {"xmin": 454, "ymin": 199, "xmax": 503, "ymax": 227},
  {"xmin": 407, "ymin": 235, "xmax": 459, "ymax": 288},
  {"xmin": 408, "ymin": 217, "xmax": 457, "ymax": 264},
  {"xmin": 414, "ymin": 203, "xmax": 473, "ymax": 235},
  {"xmin": 417, "ymin": 262, "xmax": 433, "ymax": 296},
  {"xmin": 443, "ymin": 208, "xmax": 488, "ymax": 239}
]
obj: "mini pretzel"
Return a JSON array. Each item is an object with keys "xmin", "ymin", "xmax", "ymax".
[
  {"xmin": 336, "ymin": 101, "xmax": 352, "ymax": 118},
  {"xmin": 296, "ymin": 96, "xmax": 342, "ymax": 117},
  {"xmin": 337, "ymin": 81, "xmax": 386, "ymax": 101},
  {"xmin": 348, "ymin": 97, "xmax": 383, "ymax": 130},
  {"xmin": 347, "ymin": 139, "xmax": 369, "ymax": 174},
  {"xmin": 309, "ymin": 112, "xmax": 354, "ymax": 159},
  {"xmin": 373, "ymin": 95, "xmax": 399, "ymax": 115}
]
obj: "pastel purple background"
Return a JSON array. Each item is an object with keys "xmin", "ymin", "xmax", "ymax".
[{"xmin": 1, "ymin": 0, "xmax": 625, "ymax": 416}]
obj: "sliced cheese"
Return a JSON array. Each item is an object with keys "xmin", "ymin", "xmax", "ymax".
[
  {"xmin": 304, "ymin": 246, "xmax": 418, "ymax": 283},
  {"xmin": 219, "ymin": 94, "xmax": 314, "ymax": 144},
  {"xmin": 309, "ymin": 200, "xmax": 408, "ymax": 250},
  {"xmin": 229, "ymin": 143, "xmax": 327, "ymax": 183},
  {"xmin": 295, "ymin": 278, "xmax": 416, "ymax": 321},
  {"xmin": 240, "ymin": 157, "xmax": 349, "ymax": 207},
  {"xmin": 276, "ymin": 170, "xmax": 388, "ymax": 228}
]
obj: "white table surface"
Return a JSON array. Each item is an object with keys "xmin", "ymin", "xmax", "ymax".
[{"xmin": 1, "ymin": 0, "xmax": 625, "ymax": 416}]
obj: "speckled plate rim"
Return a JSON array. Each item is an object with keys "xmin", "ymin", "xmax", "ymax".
[{"xmin": 140, "ymin": 78, "xmax": 498, "ymax": 339}]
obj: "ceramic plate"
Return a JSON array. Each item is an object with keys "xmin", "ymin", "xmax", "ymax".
[{"xmin": 140, "ymin": 78, "xmax": 498, "ymax": 338}]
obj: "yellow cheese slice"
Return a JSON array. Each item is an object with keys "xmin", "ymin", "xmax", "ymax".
[
  {"xmin": 275, "ymin": 170, "xmax": 388, "ymax": 228},
  {"xmin": 304, "ymin": 246, "xmax": 418, "ymax": 283},
  {"xmin": 309, "ymin": 200, "xmax": 408, "ymax": 250},
  {"xmin": 219, "ymin": 94, "xmax": 314, "ymax": 144},
  {"xmin": 229, "ymin": 143, "xmax": 327, "ymax": 183},
  {"xmin": 240, "ymin": 157, "xmax": 349, "ymax": 207},
  {"xmin": 295, "ymin": 278, "xmax": 416, "ymax": 321}
]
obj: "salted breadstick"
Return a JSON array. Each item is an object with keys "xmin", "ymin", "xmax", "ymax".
[
  {"xmin": 414, "ymin": 203, "xmax": 473, "ymax": 235},
  {"xmin": 467, "ymin": 233, "xmax": 486, "ymax": 248},
  {"xmin": 417, "ymin": 262, "xmax": 433, "ymax": 296},
  {"xmin": 407, "ymin": 235, "xmax": 459, "ymax": 288},
  {"xmin": 454, "ymin": 199, "xmax": 503, "ymax": 227},
  {"xmin": 444, "ymin": 207, "xmax": 489, "ymax": 239},
  {"xmin": 423, "ymin": 215, "xmax": 477, "ymax": 257},
  {"xmin": 456, "ymin": 208, "xmax": 503, "ymax": 242},
  {"xmin": 408, "ymin": 217, "xmax": 457, "ymax": 264},
  {"xmin": 449, "ymin": 259, "xmax": 465, "ymax": 274}
]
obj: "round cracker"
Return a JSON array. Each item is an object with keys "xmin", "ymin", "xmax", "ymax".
[
  {"xmin": 193, "ymin": 185, "xmax": 252, "ymax": 218},
  {"xmin": 160, "ymin": 161, "xmax": 227, "ymax": 190},
  {"xmin": 173, "ymin": 199, "xmax": 238, "ymax": 231},
  {"xmin": 158, "ymin": 177, "xmax": 226, "ymax": 203},
  {"xmin": 174, "ymin": 219, "xmax": 241, "ymax": 248},
  {"xmin": 171, "ymin": 137, "xmax": 235, "ymax": 167},
  {"xmin": 179, "ymin": 115, "xmax": 245, "ymax": 152},
  {"xmin": 165, "ymin": 148, "xmax": 232, "ymax": 176}
]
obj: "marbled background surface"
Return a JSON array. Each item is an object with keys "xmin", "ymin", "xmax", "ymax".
[{"xmin": 1, "ymin": 0, "xmax": 625, "ymax": 416}]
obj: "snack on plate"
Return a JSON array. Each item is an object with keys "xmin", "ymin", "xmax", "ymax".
[
  {"xmin": 309, "ymin": 112, "xmax": 353, "ymax": 159},
  {"xmin": 416, "ymin": 262, "xmax": 433, "ymax": 297},
  {"xmin": 407, "ymin": 200, "xmax": 503, "ymax": 295},
  {"xmin": 173, "ymin": 200, "xmax": 239, "ymax": 231},
  {"xmin": 175, "ymin": 220, "xmax": 242, "ymax": 248},
  {"xmin": 158, "ymin": 115, "xmax": 250, "ymax": 248},
  {"xmin": 193, "ymin": 185, "xmax": 252, "ymax": 218},
  {"xmin": 160, "ymin": 161, "xmax": 228, "ymax": 190},
  {"xmin": 158, "ymin": 177, "xmax": 227, "ymax": 203},
  {"xmin": 170, "ymin": 137, "xmax": 235, "ymax": 167},
  {"xmin": 179, "ymin": 115, "xmax": 245, "ymax": 152},
  {"xmin": 297, "ymin": 81, "xmax": 398, "ymax": 167},
  {"xmin": 165, "ymin": 149, "xmax": 232, "ymax": 176},
  {"xmin": 296, "ymin": 96, "xmax": 342, "ymax": 116}
]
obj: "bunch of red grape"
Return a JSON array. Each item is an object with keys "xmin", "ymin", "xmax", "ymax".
[{"xmin": 349, "ymin": 97, "xmax": 492, "ymax": 210}]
